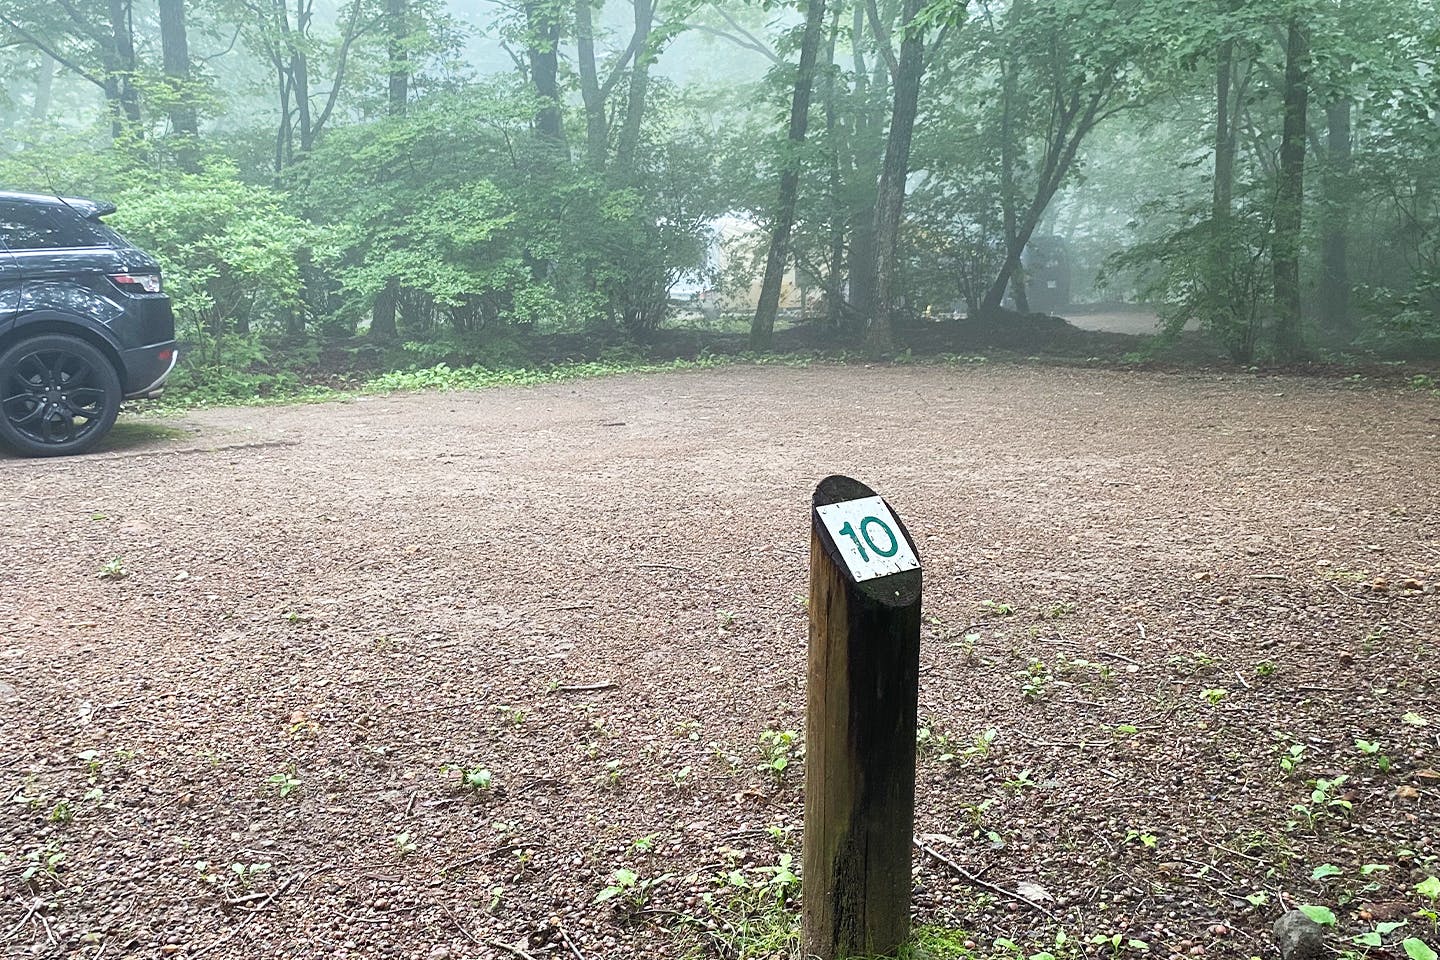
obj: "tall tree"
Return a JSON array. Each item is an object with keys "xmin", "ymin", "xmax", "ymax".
[
  {"xmin": 1318, "ymin": 98, "xmax": 1352, "ymax": 337},
  {"xmin": 158, "ymin": 0, "xmax": 199, "ymax": 168},
  {"xmin": 865, "ymin": 0, "xmax": 927, "ymax": 353},
  {"xmin": 749, "ymin": 0, "xmax": 830, "ymax": 351},
  {"xmin": 370, "ymin": 0, "xmax": 411, "ymax": 341},
  {"xmin": 525, "ymin": 0, "xmax": 565, "ymax": 143},
  {"xmin": 1271, "ymin": 18, "xmax": 1308, "ymax": 361}
]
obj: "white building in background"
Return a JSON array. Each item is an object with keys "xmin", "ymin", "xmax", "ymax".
[{"xmin": 670, "ymin": 215, "xmax": 820, "ymax": 316}]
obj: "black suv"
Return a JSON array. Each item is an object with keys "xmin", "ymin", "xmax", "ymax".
[{"xmin": 0, "ymin": 191, "xmax": 177, "ymax": 457}]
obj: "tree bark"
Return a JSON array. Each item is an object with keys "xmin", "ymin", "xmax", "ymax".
[
  {"xmin": 107, "ymin": 0, "xmax": 142, "ymax": 136},
  {"xmin": 387, "ymin": 0, "xmax": 409, "ymax": 117},
  {"xmin": 845, "ymin": 9, "xmax": 883, "ymax": 324},
  {"xmin": 159, "ymin": 0, "xmax": 198, "ymax": 169},
  {"xmin": 822, "ymin": 6, "xmax": 844, "ymax": 325},
  {"xmin": 371, "ymin": 0, "xmax": 411, "ymax": 341},
  {"xmin": 614, "ymin": 0, "xmax": 656, "ymax": 171},
  {"xmin": 575, "ymin": 0, "xmax": 608, "ymax": 169},
  {"xmin": 997, "ymin": 2, "xmax": 1028, "ymax": 313},
  {"xmin": 865, "ymin": 0, "xmax": 925, "ymax": 355},
  {"xmin": 1318, "ymin": 99, "xmax": 1352, "ymax": 338},
  {"xmin": 1272, "ymin": 19, "xmax": 1308, "ymax": 362},
  {"xmin": 749, "ymin": 0, "xmax": 829, "ymax": 351},
  {"xmin": 526, "ymin": 0, "xmax": 565, "ymax": 144},
  {"xmin": 32, "ymin": 55, "xmax": 55, "ymax": 122}
]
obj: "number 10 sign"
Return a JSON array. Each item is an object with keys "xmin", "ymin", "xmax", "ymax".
[{"xmin": 815, "ymin": 495, "xmax": 920, "ymax": 583}]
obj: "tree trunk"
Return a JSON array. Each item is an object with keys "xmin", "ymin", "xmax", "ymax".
[
  {"xmin": 32, "ymin": 55, "xmax": 55, "ymax": 122},
  {"xmin": 371, "ymin": 0, "xmax": 410, "ymax": 341},
  {"xmin": 822, "ymin": 6, "xmax": 844, "ymax": 326},
  {"xmin": 1272, "ymin": 19, "xmax": 1308, "ymax": 362},
  {"xmin": 387, "ymin": 0, "xmax": 409, "ymax": 117},
  {"xmin": 865, "ymin": 0, "xmax": 926, "ymax": 355},
  {"xmin": 526, "ymin": 0, "xmax": 565, "ymax": 144},
  {"xmin": 107, "ymin": 0, "xmax": 142, "ymax": 136},
  {"xmin": 158, "ymin": 0, "xmax": 198, "ymax": 169},
  {"xmin": 1213, "ymin": 36, "xmax": 1235, "ymax": 223},
  {"xmin": 749, "ymin": 0, "xmax": 829, "ymax": 351},
  {"xmin": 1319, "ymin": 99, "xmax": 1351, "ymax": 338},
  {"xmin": 997, "ymin": 8, "xmax": 1028, "ymax": 314},
  {"xmin": 614, "ymin": 0, "xmax": 656, "ymax": 171},
  {"xmin": 575, "ymin": 0, "xmax": 608, "ymax": 169}
]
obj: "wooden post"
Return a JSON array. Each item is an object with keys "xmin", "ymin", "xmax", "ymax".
[{"xmin": 804, "ymin": 474, "xmax": 922, "ymax": 960}]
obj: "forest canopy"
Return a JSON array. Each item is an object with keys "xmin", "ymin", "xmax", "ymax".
[{"xmin": 1, "ymin": 0, "xmax": 1436, "ymax": 400}]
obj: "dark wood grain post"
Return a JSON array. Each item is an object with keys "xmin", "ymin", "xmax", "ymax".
[{"xmin": 804, "ymin": 474, "xmax": 922, "ymax": 960}]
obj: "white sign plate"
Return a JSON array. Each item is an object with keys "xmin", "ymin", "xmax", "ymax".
[{"xmin": 815, "ymin": 496, "xmax": 920, "ymax": 583}]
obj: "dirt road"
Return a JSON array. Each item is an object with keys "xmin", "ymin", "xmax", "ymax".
[{"xmin": 2, "ymin": 363, "xmax": 1437, "ymax": 959}]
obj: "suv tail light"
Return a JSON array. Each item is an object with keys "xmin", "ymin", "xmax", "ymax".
[{"xmin": 109, "ymin": 273, "xmax": 163, "ymax": 294}]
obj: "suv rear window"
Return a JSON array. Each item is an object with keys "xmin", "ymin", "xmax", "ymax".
[{"xmin": 0, "ymin": 201, "xmax": 113, "ymax": 250}]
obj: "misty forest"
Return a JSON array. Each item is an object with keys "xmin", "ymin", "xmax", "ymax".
[{"xmin": 0, "ymin": 0, "xmax": 1437, "ymax": 402}]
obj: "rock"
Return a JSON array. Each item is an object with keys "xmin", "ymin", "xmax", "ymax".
[{"xmin": 1274, "ymin": 910, "xmax": 1326, "ymax": 960}]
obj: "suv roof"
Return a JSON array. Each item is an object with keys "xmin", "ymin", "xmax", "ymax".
[{"xmin": 0, "ymin": 191, "xmax": 116, "ymax": 219}]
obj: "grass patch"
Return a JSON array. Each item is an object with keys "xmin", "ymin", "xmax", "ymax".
[{"xmin": 98, "ymin": 420, "xmax": 193, "ymax": 450}]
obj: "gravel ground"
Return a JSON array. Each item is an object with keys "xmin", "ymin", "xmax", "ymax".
[{"xmin": 1, "ymin": 362, "xmax": 1437, "ymax": 960}]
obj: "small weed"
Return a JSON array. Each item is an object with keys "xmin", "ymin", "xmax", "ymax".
[
  {"xmin": 980, "ymin": 599, "xmax": 1015, "ymax": 617},
  {"xmin": 603, "ymin": 759, "xmax": 624, "ymax": 788},
  {"xmin": 393, "ymin": 831, "xmax": 417, "ymax": 856},
  {"xmin": 47, "ymin": 801, "xmax": 73, "ymax": 825},
  {"xmin": 98, "ymin": 558, "xmax": 128, "ymax": 581},
  {"xmin": 265, "ymin": 770, "xmax": 302, "ymax": 798},
  {"xmin": 1200, "ymin": 687, "xmax": 1228, "ymax": 706},
  {"xmin": 596, "ymin": 867, "xmax": 672, "ymax": 910},
  {"xmin": 443, "ymin": 763, "xmax": 493, "ymax": 792},
  {"xmin": 1255, "ymin": 661, "xmax": 1277, "ymax": 678},
  {"xmin": 498, "ymin": 706, "xmax": 526, "ymax": 727},
  {"xmin": 1280, "ymin": 742, "xmax": 1307, "ymax": 777},
  {"xmin": 1355, "ymin": 738, "xmax": 1392, "ymax": 772},
  {"xmin": 1291, "ymin": 776, "xmax": 1352, "ymax": 832},
  {"xmin": 1022, "ymin": 659, "xmax": 1052, "ymax": 701},
  {"xmin": 757, "ymin": 729, "xmax": 801, "ymax": 785},
  {"xmin": 20, "ymin": 841, "xmax": 65, "ymax": 887},
  {"xmin": 1003, "ymin": 768, "xmax": 1037, "ymax": 793},
  {"xmin": 1125, "ymin": 828, "xmax": 1159, "ymax": 850},
  {"xmin": 1040, "ymin": 601, "xmax": 1074, "ymax": 619}
]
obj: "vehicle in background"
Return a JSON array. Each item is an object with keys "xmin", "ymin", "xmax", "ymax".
[{"xmin": 0, "ymin": 192, "xmax": 177, "ymax": 457}]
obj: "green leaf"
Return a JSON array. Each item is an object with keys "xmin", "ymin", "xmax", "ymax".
[
  {"xmin": 1402, "ymin": 939, "xmax": 1438, "ymax": 960},
  {"xmin": 1312, "ymin": 864, "xmax": 1343, "ymax": 880},
  {"xmin": 1355, "ymin": 932, "xmax": 1382, "ymax": 947},
  {"xmin": 1402, "ymin": 712, "xmax": 1428, "ymax": 726},
  {"xmin": 1417, "ymin": 877, "xmax": 1440, "ymax": 900},
  {"xmin": 1378, "ymin": 922, "xmax": 1409, "ymax": 936},
  {"xmin": 1299, "ymin": 905, "xmax": 1338, "ymax": 927}
]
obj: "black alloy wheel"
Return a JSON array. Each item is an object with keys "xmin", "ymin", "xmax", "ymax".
[{"xmin": 0, "ymin": 334, "xmax": 121, "ymax": 457}]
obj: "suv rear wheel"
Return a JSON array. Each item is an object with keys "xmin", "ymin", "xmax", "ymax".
[{"xmin": 0, "ymin": 334, "xmax": 122, "ymax": 457}]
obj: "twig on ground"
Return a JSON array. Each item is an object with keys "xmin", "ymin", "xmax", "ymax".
[
  {"xmin": 637, "ymin": 563, "xmax": 685, "ymax": 570},
  {"xmin": 552, "ymin": 603, "xmax": 594, "ymax": 611},
  {"xmin": 191, "ymin": 865, "xmax": 336, "ymax": 958},
  {"xmin": 555, "ymin": 682, "xmax": 619, "ymax": 693},
  {"xmin": 488, "ymin": 940, "xmax": 536, "ymax": 959},
  {"xmin": 561, "ymin": 926, "xmax": 587, "ymax": 960},
  {"xmin": 913, "ymin": 840, "xmax": 1058, "ymax": 921},
  {"xmin": 1250, "ymin": 574, "xmax": 1287, "ymax": 581},
  {"xmin": 2, "ymin": 899, "xmax": 42, "ymax": 943},
  {"xmin": 1095, "ymin": 649, "xmax": 1142, "ymax": 667},
  {"xmin": 1234, "ymin": 669, "xmax": 1251, "ymax": 690},
  {"xmin": 1211, "ymin": 842, "xmax": 1272, "ymax": 865},
  {"xmin": 404, "ymin": 790, "xmax": 418, "ymax": 817}
]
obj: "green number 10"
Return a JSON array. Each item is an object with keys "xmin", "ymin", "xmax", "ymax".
[{"xmin": 836, "ymin": 516, "xmax": 900, "ymax": 562}]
